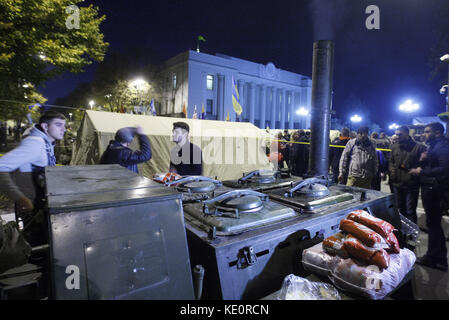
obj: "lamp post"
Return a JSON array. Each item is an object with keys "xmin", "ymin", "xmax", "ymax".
[
  {"xmin": 389, "ymin": 123, "xmax": 399, "ymax": 131},
  {"xmin": 89, "ymin": 100, "xmax": 95, "ymax": 110},
  {"xmin": 296, "ymin": 107, "xmax": 309, "ymax": 129},
  {"xmin": 399, "ymin": 99, "xmax": 419, "ymax": 124},
  {"xmin": 130, "ymin": 78, "xmax": 147, "ymax": 107},
  {"xmin": 440, "ymin": 54, "xmax": 449, "ymax": 112},
  {"xmin": 69, "ymin": 113, "xmax": 73, "ymax": 121},
  {"xmin": 350, "ymin": 114, "xmax": 362, "ymax": 131}
]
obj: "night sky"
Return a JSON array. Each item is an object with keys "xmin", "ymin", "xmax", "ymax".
[{"xmin": 39, "ymin": 0, "xmax": 449, "ymax": 130}]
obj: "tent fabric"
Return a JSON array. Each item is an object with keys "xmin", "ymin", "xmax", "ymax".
[{"xmin": 71, "ymin": 111, "xmax": 271, "ymax": 181}]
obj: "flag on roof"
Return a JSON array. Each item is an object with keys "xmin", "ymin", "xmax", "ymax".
[{"xmin": 192, "ymin": 105, "xmax": 198, "ymax": 119}]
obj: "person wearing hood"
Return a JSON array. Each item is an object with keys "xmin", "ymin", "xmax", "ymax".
[
  {"xmin": 388, "ymin": 125, "xmax": 426, "ymax": 223},
  {"xmin": 329, "ymin": 127, "xmax": 350, "ymax": 184},
  {"xmin": 100, "ymin": 126, "xmax": 151, "ymax": 174},
  {"xmin": 0, "ymin": 111, "xmax": 66, "ymax": 245},
  {"xmin": 339, "ymin": 126, "xmax": 378, "ymax": 189}
]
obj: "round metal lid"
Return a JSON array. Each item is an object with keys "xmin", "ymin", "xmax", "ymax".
[
  {"xmin": 178, "ymin": 181, "xmax": 216, "ymax": 193},
  {"xmin": 294, "ymin": 183, "xmax": 330, "ymax": 197},
  {"xmin": 218, "ymin": 195, "xmax": 263, "ymax": 211},
  {"xmin": 248, "ymin": 174, "xmax": 276, "ymax": 184}
]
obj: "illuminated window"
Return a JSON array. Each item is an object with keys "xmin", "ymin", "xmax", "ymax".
[{"xmin": 206, "ymin": 74, "xmax": 214, "ymax": 90}]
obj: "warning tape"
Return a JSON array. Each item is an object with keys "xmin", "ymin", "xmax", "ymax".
[{"xmin": 269, "ymin": 139, "xmax": 392, "ymax": 152}]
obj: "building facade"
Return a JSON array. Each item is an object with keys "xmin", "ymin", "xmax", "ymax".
[{"xmin": 158, "ymin": 50, "xmax": 312, "ymax": 129}]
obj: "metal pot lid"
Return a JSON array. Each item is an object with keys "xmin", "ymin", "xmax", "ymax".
[
  {"xmin": 177, "ymin": 181, "xmax": 216, "ymax": 193},
  {"xmin": 294, "ymin": 183, "xmax": 330, "ymax": 197},
  {"xmin": 253, "ymin": 175, "xmax": 276, "ymax": 184},
  {"xmin": 218, "ymin": 195, "xmax": 263, "ymax": 211}
]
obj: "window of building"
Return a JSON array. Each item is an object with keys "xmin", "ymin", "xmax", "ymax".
[
  {"xmin": 206, "ymin": 74, "xmax": 214, "ymax": 90},
  {"xmin": 172, "ymin": 73, "xmax": 177, "ymax": 90},
  {"xmin": 206, "ymin": 99, "xmax": 213, "ymax": 114}
]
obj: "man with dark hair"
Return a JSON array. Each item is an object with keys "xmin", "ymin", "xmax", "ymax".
[
  {"xmin": 410, "ymin": 122, "xmax": 449, "ymax": 271},
  {"xmin": 169, "ymin": 121, "xmax": 203, "ymax": 176},
  {"xmin": 329, "ymin": 127, "xmax": 350, "ymax": 184},
  {"xmin": 100, "ymin": 126, "xmax": 151, "ymax": 174},
  {"xmin": 389, "ymin": 125, "xmax": 426, "ymax": 223},
  {"xmin": 0, "ymin": 110, "xmax": 66, "ymax": 245},
  {"xmin": 339, "ymin": 126, "xmax": 378, "ymax": 189}
]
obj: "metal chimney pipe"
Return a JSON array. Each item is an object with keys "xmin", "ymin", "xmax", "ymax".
[{"xmin": 308, "ymin": 40, "xmax": 334, "ymax": 178}]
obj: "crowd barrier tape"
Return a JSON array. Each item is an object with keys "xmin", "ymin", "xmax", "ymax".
[{"xmin": 269, "ymin": 139, "xmax": 392, "ymax": 152}]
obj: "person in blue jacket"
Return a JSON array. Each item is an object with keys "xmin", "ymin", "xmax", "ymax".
[{"xmin": 100, "ymin": 126, "xmax": 151, "ymax": 174}]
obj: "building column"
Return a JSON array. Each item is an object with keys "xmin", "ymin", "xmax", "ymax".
[
  {"xmin": 270, "ymin": 87, "xmax": 276, "ymax": 129},
  {"xmin": 280, "ymin": 88, "xmax": 287, "ymax": 129},
  {"xmin": 249, "ymin": 82, "xmax": 256, "ymax": 124},
  {"xmin": 260, "ymin": 85, "xmax": 266, "ymax": 128},
  {"xmin": 289, "ymin": 91, "xmax": 295, "ymax": 129},
  {"xmin": 217, "ymin": 74, "xmax": 225, "ymax": 121}
]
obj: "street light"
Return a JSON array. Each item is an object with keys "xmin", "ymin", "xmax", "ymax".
[
  {"xmin": 389, "ymin": 123, "xmax": 399, "ymax": 130},
  {"xmin": 69, "ymin": 113, "xmax": 73, "ymax": 121},
  {"xmin": 441, "ymin": 54, "xmax": 449, "ymax": 112},
  {"xmin": 296, "ymin": 107, "xmax": 309, "ymax": 116},
  {"xmin": 89, "ymin": 100, "xmax": 95, "ymax": 109},
  {"xmin": 350, "ymin": 114, "xmax": 362, "ymax": 123},
  {"xmin": 399, "ymin": 99, "xmax": 419, "ymax": 113},
  {"xmin": 130, "ymin": 78, "xmax": 148, "ymax": 107}
]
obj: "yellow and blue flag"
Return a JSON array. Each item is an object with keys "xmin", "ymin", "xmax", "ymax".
[
  {"xmin": 231, "ymin": 76, "xmax": 243, "ymax": 117},
  {"xmin": 150, "ymin": 99, "xmax": 156, "ymax": 116}
]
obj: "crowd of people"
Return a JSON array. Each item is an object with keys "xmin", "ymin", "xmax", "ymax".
[
  {"xmin": 0, "ymin": 110, "xmax": 448, "ymax": 273},
  {"xmin": 272, "ymin": 124, "xmax": 449, "ymax": 271}
]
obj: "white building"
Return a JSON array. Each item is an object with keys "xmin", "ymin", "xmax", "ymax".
[{"xmin": 158, "ymin": 50, "xmax": 312, "ymax": 129}]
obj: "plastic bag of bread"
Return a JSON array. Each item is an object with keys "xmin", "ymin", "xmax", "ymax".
[
  {"xmin": 346, "ymin": 210, "xmax": 400, "ymax": 254},
  {"xmin": 343, "ymin": 234, "xmax": 390, "ymax": 269},
  {"xmin": 323, "ymin": 232, "xmax": 349, "ymax": 258},
  {"xmin": 330, "ymin": 248, "xmax": 416, "ymax": 300},
  {"xmin": 340, "ymin": 219, "xmax": 390, "ymax": 249},
  {"xmin": 301, "ymin": 242, "xmax": 342, "ymax": 277},
  {"xmin": 277, "ymin": 274, "xmax": 341, "ymax": 300}
]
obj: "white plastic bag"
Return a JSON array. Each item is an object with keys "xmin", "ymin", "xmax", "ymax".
[
  {"xmin": 277, "ymin": 274, "xmax": 341, "ymax": 300},
  {"xmin": 302, "ymin": 242, "xmax": 342, "ymax": 277},
  {"xmin": 330, "ymin": 248, "xmax": 416, "ymax": 300}
]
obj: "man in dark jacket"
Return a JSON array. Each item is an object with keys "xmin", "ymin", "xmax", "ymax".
[
  {"xmin": 169, "ymin": 121, "xmax": 203, "ymax": 176},
  {"xmin": 389, "ymin": 125, "xmax": 426, "ymax": 223},
  {"xmin": 100, "ymin": 126, "xmax": 152, "ymax": 174},
  {"xmin": 410, "ymin": 122, "xmax": 449, "ymax": 272},
  {"xmin": 289, "ymin": 130, "xmax": 307, "ymax": 177},
  {"xmin": 329, "ymin": 127, "xmax": 350, "ymax": 184}
]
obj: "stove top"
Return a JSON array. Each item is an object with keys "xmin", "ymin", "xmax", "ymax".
[
  {"xmin": 165, "ymin": 176, "xmax": 232, "ymax": 203},
  {"xmin": 222, "ymin": 169, "xmax": 297, "ymax": 192},
  {"xmin": 183, "ymin": 189, "xmax": 297, "ymax": 235},
  {"xmin": 266, "ymin": 177, "xmax": 356, "ymax": 214}
]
